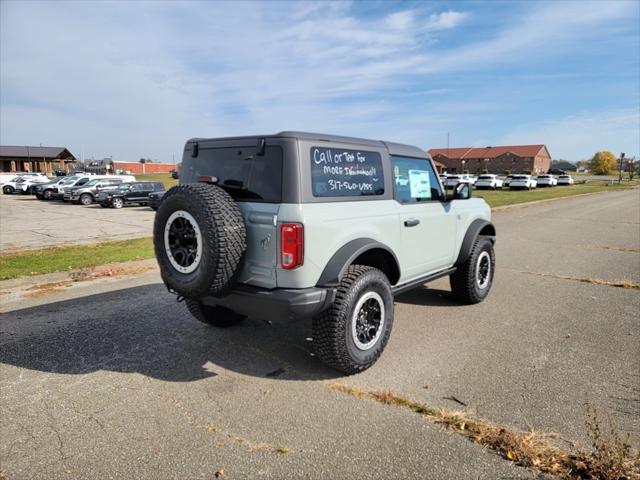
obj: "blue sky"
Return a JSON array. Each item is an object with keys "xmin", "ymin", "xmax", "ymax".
[{"xmin": 1, "ymin": 0, "xmax": 638, "ymax": 162}]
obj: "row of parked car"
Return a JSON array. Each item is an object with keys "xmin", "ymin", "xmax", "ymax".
[
  {"xmin": 439, "ymin": 173, "xmax": 575, "ymax": 190},
  {"xmin": 1, "ymin": 173, "xmax": 166, "ymax": 209}
]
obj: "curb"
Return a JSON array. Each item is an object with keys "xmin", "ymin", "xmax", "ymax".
[{"xmin": 0, "ymin": 259, "xmax": 159, "ymax": 309}]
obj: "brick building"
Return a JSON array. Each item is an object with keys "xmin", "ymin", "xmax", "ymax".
[
  {"xmin": 428, "ymin": 145, "xmax": 551, "ymax": 174},
  {"xmin": 0, "ymin": 145, "xmax": 76, "ymax": 173},
  {"xmin": 84, "ymin": 158, "xmax": 177, "ymax": 175}
]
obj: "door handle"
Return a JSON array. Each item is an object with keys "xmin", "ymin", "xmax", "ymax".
[{"xmin": 404, "ymin": 219, "xmax": 420, "ymax": 227}]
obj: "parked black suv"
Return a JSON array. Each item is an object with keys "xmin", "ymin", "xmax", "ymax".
[{"xmin": 98, "ymin": 182, "xmax": 165, "ymax": 208}]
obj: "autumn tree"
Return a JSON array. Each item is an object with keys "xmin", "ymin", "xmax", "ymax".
[{"xmin": 588, "ymin": 151, "xmax": 617, "ymax": 175}]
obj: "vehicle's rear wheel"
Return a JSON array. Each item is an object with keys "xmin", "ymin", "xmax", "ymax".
[
  {"xmin": 450, "ymin": 236, "xmax": 495, "ymax": 304},
  {"xmin": 313, "ymin": 265, "xmax": 394, "ymax": 374},
  {"xmin": 153, "ymin": 183, "xmax": 246, "ymax": 298},
  {"xmin": 43, "ymin": 189, "xmax": 53, "ymax": 200},
  {"xmin": 80, "ymin": 193, "xmax": 93, "ymax": 205},
  {"xmin": 185, "ymin": 298, "xmax": 245, "ymax": 327},
  {"xmin": 3, "ymin": 186, "xmax": 14, "ymax": 194},
  {"xmin": 112, "ymin": 197, "xmax": 124, "ymax": 209}
]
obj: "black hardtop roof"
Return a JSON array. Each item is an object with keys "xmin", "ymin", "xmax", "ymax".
[{"xmin": 186, "ymin": 131, "xmax": 427, "ymax": 159}]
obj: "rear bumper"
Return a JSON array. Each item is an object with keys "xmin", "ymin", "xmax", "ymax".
[{"xmin": 201, "ymin": 285, "xmax": 336, "ymax": 322}]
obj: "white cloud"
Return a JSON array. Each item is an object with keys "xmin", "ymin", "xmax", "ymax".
[
  {"xmin": 499, "ymin": 109, "xmax": 640, "ymax": 161},
  {"xmin": 424, "ymin": 10, "xmax": 468, "ymax": 31}
]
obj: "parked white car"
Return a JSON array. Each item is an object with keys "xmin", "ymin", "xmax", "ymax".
[
  {"xmin": 0, "ymin": 172, "xmax": 46, "ymax": 186},
  {"xmin": 2, "ymin": 175, "xmax": 50, "ymax": 194},
  {"xmin": 536, "ymin": 175, "xmax": 558, "ymax": 187},
  {"xmin": 557, "ymin": 175, "xmax": 575, "ymax": 185},
  {"xmin": 509, "ymin": 174, "xmax": 537, "ymax": 190},
  {"xmin": 444, "ymin": 174, "xmax": 475, "ymax": 188},
  {"xmin": 17, "ymin": 175, "xmax": 51, "ymax": 193},
  {"xmin": 475, "ymin": 174, "xmax": 504, "ymax": 190}
]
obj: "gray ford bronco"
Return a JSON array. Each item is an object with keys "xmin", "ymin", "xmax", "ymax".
[{"xmin": 154, "ymin": 132, "xmax": 495, "ymax": 374}]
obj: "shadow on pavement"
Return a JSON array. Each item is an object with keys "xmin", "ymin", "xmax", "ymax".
[
  {"xmin": 0, "ymin": 283, "xmax": 340, "ymax": 383},
  {"xmin": 395, "ymin": 286, "xmax": 460, "ymax": 307}
]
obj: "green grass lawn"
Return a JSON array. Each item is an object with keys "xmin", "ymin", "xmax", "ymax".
[
  {"xmin": 0, "ymin": 237, "xmax": 155, "ymax": 280},
  {"xmin": 136, "ymin": 173, "xmax": 178, "ymax": 189},
  {"xmin": 475, "ymin": 181, "xmax": 638, "ymax": 208}
]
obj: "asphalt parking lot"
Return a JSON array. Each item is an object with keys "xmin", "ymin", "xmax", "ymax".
[
  {"xmin": 1, "ymin": 189, "xmax": 639, "ymax": 479},
  {"xmin": 0, "ymin": 193, "xmax": 154, "ymax": 252}
]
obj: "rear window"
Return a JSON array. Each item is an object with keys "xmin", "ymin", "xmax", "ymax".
[
  {"xmin": 188, "ymin": 146, "xmax": 282, "ymax": 202},
  {"xmin": 311, "ymin": 147, "xmax": 384, "ymax": 197}
]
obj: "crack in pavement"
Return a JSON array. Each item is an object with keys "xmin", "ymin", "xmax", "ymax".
[{"xmin": 505, "ymin": 269, "xmax": 640, "ymax": 290}]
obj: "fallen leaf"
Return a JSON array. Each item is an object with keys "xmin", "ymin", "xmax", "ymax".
[{"xmin": 506, "ymin": 451, "xmax": 515, "ymax": 460}]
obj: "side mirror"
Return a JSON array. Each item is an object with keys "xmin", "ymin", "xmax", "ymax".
[{"xmin": 451, "ymin": 182, "xmax": 471, "ymax": 200}]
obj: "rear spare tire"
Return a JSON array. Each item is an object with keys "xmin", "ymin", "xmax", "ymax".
[{"xmin": 154, "ymin": 183, "xmax": 246, "ymax": 298}]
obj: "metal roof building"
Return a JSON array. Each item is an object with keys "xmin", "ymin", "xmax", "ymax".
[{"xmin": 0, "ymin": 145, "xmax": 77, "ymax": 173}]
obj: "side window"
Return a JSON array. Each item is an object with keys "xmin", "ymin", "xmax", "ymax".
[
  {"xmin": 142, "ymin": 183, "xmax": 154, "ymax": 191},
  {"xmin": 76, "ymin": 178, "xmax": 90, "ymax": 186},
  {"xmin": 310, "ymin": 147, "xmax": 384, "ymax": 197},
  {"xmin": 391, "ymin": 156, "xmax": 443, "ymax": 204},
  {"xmin": 131, "ymin": 184, "xmax": 143, "ymax": 192}
]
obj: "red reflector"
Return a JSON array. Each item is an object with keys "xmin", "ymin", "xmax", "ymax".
[{"xmin": 280, "ymin": 223, "xmax": 303, "ymax": 269}]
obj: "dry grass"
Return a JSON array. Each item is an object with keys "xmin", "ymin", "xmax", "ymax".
[
  {"xmin": 329, "ymin": 383, "xmax": 640, "ymax": 479},
  {"xmin": 20, "ymin": 264, "xmax": 155, "ymax": 298},
  {"xmin": 70, "ymin": 264, "xmax": 154, "ymax": 282},
  {"xmin": 513, "ymin": 270, "xmax": 640, "ymax": 290}
]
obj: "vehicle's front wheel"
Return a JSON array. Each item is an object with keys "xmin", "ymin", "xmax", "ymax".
[
  {"xmin": 80, "ymin": 193, "xmax": 93, "ymax": 205},
  {"xmin": 185, "ymin": 298, "xmax": 245, "ymax": 327},
  {"xmin": 112, "ymin": 197, "xmax": 124, "ymax": 209},
  {"xmin": 43, "ymin": 189, "xmax": 53, "ymax": 200},
  {"xmin": 313, "ymin": 265, "xmax": 394, "ymax": 374},
  {"xmin": 3, "ymin": 186, "xmax": 14, "ymax": 194},
  {"xmin": 450, "ymin": 236, "xmax": 495, "ymax": 304}
]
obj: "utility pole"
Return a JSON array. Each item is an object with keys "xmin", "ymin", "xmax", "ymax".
[{"xmin": 619, "ymin": 152, "xmax": 625, "ymax": 183}]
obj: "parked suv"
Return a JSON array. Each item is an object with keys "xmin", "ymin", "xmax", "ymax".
[
  {"xmin": 47, "ymin": 174, "xmax": 94, "ymax": 200},
  {"xmin": 98, "ymin": 181, "xmax": 165, "ymax": 208},
  {"xmin": 65, "ymin": 176, "xmax": 136, "ymax": 204},
  {"xmin": 153, "ymin": 132, "xmax": 496, "ymax": 374},
  {"xmin": 2, "ymin": 174, "xmax": 49, "ymax": 194}
]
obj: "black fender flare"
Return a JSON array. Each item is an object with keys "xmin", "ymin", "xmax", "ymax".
[
  {"xmin": 316, "ymin": 238, "xmax": 400, "ymax": 288},
  {"xmin": 455, "ymin": 219, "xmax": 496, "ymax": 266}
]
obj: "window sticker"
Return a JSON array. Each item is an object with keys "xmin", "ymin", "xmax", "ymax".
[{"xmin": 408, "ymin": 169, "xmax": 431, "ymax": 199}]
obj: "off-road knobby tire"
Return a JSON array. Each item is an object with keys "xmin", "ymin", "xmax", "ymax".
[
  {"xmin": 312, "ymin": 265, "xmax": 394, "ymax": 374},
  {"xmin": 450, "ymin": 236, "xmax": 495, "ymax": 304},
  {"xmin": 154, "ymin": 183, "xmax": 246, "ymax": 298},
  {"xmin": 185, "ymin": 298, "xmax": 245, "ymax": 327}
]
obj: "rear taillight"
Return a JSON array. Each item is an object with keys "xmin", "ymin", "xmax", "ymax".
[{"xmin": 280, "ymin": 223, "xmax": 303, "ymax": 270}]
